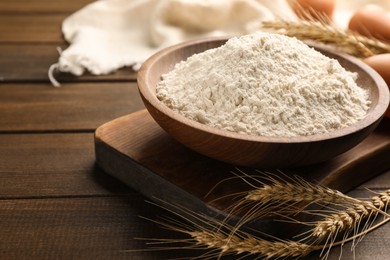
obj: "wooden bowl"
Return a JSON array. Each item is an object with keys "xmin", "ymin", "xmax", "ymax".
[{"xmin": 137, "ymin": 37, "xmax": 389, "ymax": 169}]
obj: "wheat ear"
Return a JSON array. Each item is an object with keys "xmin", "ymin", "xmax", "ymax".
[
  {"xmin": 237, "ymin": 174, "xmax": 390, "ymax": 230},
  {"xmin": 262, "ymin": 19, "xmax": 390, "ymax": 58},
  {"xmin": 244, "ymin": 174, "xmax": 370, "ymax": 208},
  {"xmin": 312, "ymin": 189, "xmax": 390, "ymax": 239},
  {"xmin": 225, "ymin": 174, "xmax": 390, "ymax": 254},
  {"xmin": 187, "ymin": 229, "xmax": 316, "ymax": 259},
  {"xmin": 139, "ymin": 170, "xmax": 390, "ymax": 259},
  {"xmin": 215, "ymin": 172, "xmax": 387, "ymax": 236},
  {"xmin": 140, "ymin": 199, "xmax": 322, "ymax": 259},
  {"xmin": 141, "ymin": 192, "xmax": 389, "ymax": 260}
]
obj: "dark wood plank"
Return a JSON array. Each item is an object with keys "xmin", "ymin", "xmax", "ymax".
[
  {"xmin": 0, "ymin": 14, "xmax": 66, "ymax": 43},
  {"xmin": 0, "ymin": 83, "xmax": 144, "ymax": 132},
  {"xmin": 0, "ymin": 133, "xmax": 132, "ymax": 198},
  {"xmin": 0, "ymin": 0, "xmax": 95, "ymax": 14},
  {"xmin": 0, "ymin": 196, "xmax": 199, "ymax": 259},
  {"xmin": 0, "ymin": 44, "xmax": 137, "ymax": 82},
  {"xmin": 359, "ymin": 170, "xmax": 390, "ymax": 189}
]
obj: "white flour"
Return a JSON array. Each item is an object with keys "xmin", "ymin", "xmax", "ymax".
[{"xmin": 156, "ymin": 32, "xmax": 371, "ymax": 137}]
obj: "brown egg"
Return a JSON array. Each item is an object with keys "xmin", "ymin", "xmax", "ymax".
[
  {"xmin": 364, "ymin": 54, "xmax": 390, "ymax": 118},
  {"xmin": 291, "ymin": 0, "xmax": 335, "ymax": 21},
  {"xmin": 348, "ymin": 5, "xmax": 390, "ymax": 42}
]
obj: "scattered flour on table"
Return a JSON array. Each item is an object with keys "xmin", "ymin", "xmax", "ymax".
[{"xmin": 156, "ymin": 32, "xmax": 371, "ymax": 137}]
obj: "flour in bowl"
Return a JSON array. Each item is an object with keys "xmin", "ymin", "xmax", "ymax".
[{"xmin": 156, "ymin": 32, "xmax": 370, "ymax": 137}]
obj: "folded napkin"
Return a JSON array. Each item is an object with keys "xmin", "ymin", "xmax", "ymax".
[{"xmin": 49, "ymin": 0, "xmax": 296, "ymax": 86}]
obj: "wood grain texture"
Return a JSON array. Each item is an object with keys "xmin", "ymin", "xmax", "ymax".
[
  {"xmin": 0, "ymin": 83, "xmax": 144, "ymax": 132},
  {"xmin": 0, "ymin": 0, "xmax": 95, "ymax": 13},
  {"xmin": 138, "ymin": 38, "xmax": 389, "ymax": 168},
  {"xmin": 0, "ymin": 133, "xmax": 131, "ymax": 198},
  {"xmin": 0, "ymin": 44, "xmax": 137, "ymax": 82},
  {"xmin": 0, "ymin": 197, "xmax": 200, "ymax": 260},
  {"xmin": 0, "ymin": 14, "xmax": 66, "ymax": 43}
]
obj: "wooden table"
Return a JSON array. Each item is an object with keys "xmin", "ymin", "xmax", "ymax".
[{"xmin": 1, "ymin": 1, "xmax": 389, "ymax": 259}]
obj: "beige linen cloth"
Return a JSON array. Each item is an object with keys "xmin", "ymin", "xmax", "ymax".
[
  {"xmin": 48, "ymin": 0, "xmax": 295, "ymax": 86},
  {"xmin": 49, "ymin": 0, "xmax": 390, "ymax": 87}
]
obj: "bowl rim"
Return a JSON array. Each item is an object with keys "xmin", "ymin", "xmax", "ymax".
[{"xmin": 138, "ymin": 36, "xmax": 390, "ymax": 144}]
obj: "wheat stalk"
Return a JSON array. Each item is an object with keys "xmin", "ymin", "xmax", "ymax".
[
  {"xmin": 262, "ymin": 18, "xmax": 390, "ymax": 59},
  {"xmin": 239, "ymin": 177, "xmax": 390, "ymax": 259},
  {"xmin": 211, "ymin": 172, "xmax": 390, "ymax": 245},
  {"xmin": 142, "ymin": 187, "xmax": 390, "ymax": 260},
  {"xmin": 140, "ymin": 171, "xmax": 390, "ymax": 259},
  {"xmin": 220, "ymin": 173, "xmax": 390, "ymax": 257},
  {"xmin": 140, "ymin": 199, "xmax": 322, "ymax": 259}
]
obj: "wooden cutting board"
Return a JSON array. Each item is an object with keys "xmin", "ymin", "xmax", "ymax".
[{"xmin": 95, "ymin": 109, "xmax": 390, "ymax": 234}]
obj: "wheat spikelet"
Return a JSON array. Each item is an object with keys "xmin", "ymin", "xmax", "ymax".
[
  {"xmin": 312, "ymin": 189, "xmax": 390, "ymax": 239},
  {"xmin": 372, "ymin": 190, "xmax": 390, "ymax": 209},
  {"xmin": 244, "ymin": 174, "xmax": 366, "ymax": 208},
  {"xmin": 262, "ymin": 19, "xmax": 390, "ymax": 59},
  {"xmin": 313, "ymin": 206, "xmax": 367, "ymax": 237},
  {"xmin": 188, "ymin": 229, "xmax": 316, "ymax": 259}
]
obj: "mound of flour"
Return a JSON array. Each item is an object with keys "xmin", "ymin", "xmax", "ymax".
[{"xmin": 156, "ymin": 32, "xmax": 370, "ymax": 137}]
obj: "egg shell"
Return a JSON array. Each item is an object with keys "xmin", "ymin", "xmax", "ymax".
[
  {"xmin": 348, "ymin": 5, "xmax": 390, "ymax": 42},
  {"xmin": 364, "ymin": 53, "xmax": 390, "ymax": 118},
  {"xmin": 292, "ymin": 0, "xmax": 335, "ymax": 21}
]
